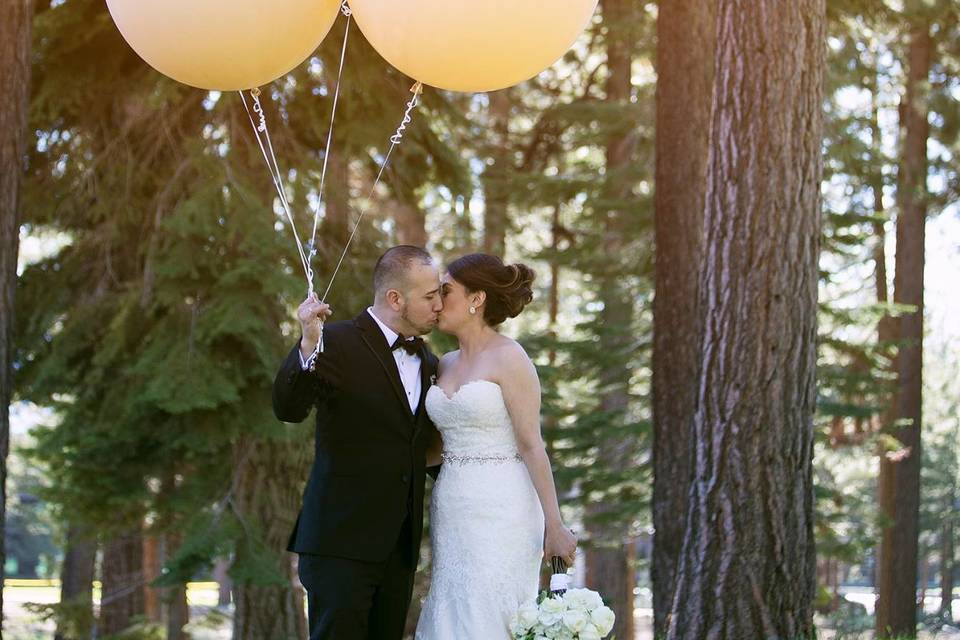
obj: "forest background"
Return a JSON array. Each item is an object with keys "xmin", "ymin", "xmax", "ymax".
[{"xmin": 1, "ymin": 0, "xmax": 959, "ymax": 639}]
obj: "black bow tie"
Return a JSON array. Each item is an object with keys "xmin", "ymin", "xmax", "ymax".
[{"xmin": 390, "ymin": 335, "xmax": 424, "ymax": 356}]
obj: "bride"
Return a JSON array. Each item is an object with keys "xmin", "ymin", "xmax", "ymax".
[{"xmin": 415, "ymin": 253, "xmax": 578, "ymax": 639}]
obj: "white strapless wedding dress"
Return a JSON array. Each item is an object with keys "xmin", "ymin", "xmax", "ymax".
[{"xmin": 415, "ymin": 380, "xmax": 545, "ymax": 639}]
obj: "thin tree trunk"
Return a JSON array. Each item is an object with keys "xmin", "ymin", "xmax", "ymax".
[
  {"xmin": 875, "ymin": 15, "xmax": 931, "ymax": 640},
  {"xmin": 651, "ymin": 0, "xmax": 715, "ymax": 633},
  {"xmin": 230, "ymin": 436, "xmax": 309, "ymax": 640},
  {"xmin": 56, "ymin": 524, "xmax": 97, "ymax": 640},
  {"xmin": 392, "ymin": 198, "xmax": 427, "ymax": 247},
  {"xmin": 143, "ymin": 532, "xmax": 162, "ymax": 623},
  {"xmin": 664, "ymin": 0, "xmax": 823, "ymax": 637},
  {"xmin": 322, "ymin": 150, "xmax": 350, "ymax": 251},
  {"xmin": 583, "ymin": 2, "xmax": 637, "ymax": 639},
  {"xmin": 214, "ymin": 557, "xmax": 233, "ymax": 607},
  {"xmin": 100, "ymin": 529, "xmax": 146, "ymax": 636},
  {"xmin": 482, "ymin": 89, "xmax": 511, "ymax": 257},
  {"xmin": 0, "ymin": 1, "xmax": 33, "ymax": 625},
  {"xmin": 547, "ymin": 203, "xmax": 564, "ymax": 367},
  {"xmin": 165, "ymin": 529, "xmax": 189, "ymax": 640}
]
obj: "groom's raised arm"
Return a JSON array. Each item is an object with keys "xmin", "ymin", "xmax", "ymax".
[
  {"xmin": 272, "ymin": 339, "xmax": 324, "ymax": 423},
  {"xmin": 272, "ymin": 295, "xmax": 335, "ymax": 423}
]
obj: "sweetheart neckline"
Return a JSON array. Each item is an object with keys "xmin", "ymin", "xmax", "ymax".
[{"xmin": 430, "ymin": 379, "xmax": 501, "ymax": 402}]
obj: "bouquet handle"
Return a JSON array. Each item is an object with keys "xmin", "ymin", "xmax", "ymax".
[{"xmin": 549, "ymin": 556, "xmax": 570, "ymax": 595}]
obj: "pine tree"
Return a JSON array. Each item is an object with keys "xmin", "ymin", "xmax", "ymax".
[
  {"xmin": 651, "ymin": 0, "xmax": 714, "ymax": 632},
  {"xmin": 1, "ymin": 1, "xmax": 33, "ymax": 626},
  {"xmin": 663, "ymin": 0, "xmax": 824, "ymax": 636},
  {"xmin": 15, "ymin": 3, "xmax": 466, "ymax": 636}
]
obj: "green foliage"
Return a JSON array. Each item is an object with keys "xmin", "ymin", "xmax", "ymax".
[{"xmin": 15, "ymin": 0, "xmax": 468, "ymax": 594}]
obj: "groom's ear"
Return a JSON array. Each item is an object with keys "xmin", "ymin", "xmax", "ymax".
[{"xmin": 386, "ymin": 288, "xmax": 404, "ymax": 310}]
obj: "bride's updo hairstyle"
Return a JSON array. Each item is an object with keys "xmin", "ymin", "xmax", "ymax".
[{"xmin": 447, "ymin": 253, "xmax": 535, "ymax": 327}]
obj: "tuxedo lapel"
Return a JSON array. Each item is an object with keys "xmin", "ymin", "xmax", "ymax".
[{"xmin": 355, "ymin": 311, "xmax": 413, "ymax": 418}]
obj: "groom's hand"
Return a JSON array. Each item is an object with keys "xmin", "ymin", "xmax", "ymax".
[{"xmin": 298, "ymin": 293, "xmax": 332, "ymax": 357}]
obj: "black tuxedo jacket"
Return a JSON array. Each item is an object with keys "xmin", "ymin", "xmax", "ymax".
[{"xmin": 272, "ymin": 310, "xmax": 440, "ymax": 563}]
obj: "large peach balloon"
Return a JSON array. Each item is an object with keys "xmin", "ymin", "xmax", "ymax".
[
  {"xmin": 348, "ymin": 0, "xmax": 598, "ymax": 93},
  {"xmin": 106, "ymin": 0, "xmax": 342, "ymax": 91}
]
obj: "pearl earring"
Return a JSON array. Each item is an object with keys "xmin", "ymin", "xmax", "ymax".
[{"xmin": 469, "ymin": 306, "xmax": 476, "ymax": 315}]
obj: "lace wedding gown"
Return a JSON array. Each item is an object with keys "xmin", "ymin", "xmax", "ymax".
[{"xmin": 415, "ymin": 380, "xmax": 545, "ymax": 639}]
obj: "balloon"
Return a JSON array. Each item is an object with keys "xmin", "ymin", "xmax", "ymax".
[
  {"xmin": 348, "ymin": 0, "xmax": 598, "ymax": 93},
  {"xmin": 106, "ymin": 0, "xmax": 342, "ymax": 91}
]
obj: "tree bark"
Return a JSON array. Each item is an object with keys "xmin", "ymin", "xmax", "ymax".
[
  {"xmin": 875, "ymin": 16, "xmax": 931, "ymax": 640},
  {"xmin": 100, "ymin": 529, "xmax": 147, "ymax": 636},
  {"xmin": 664, "ymin": 0, "xmax": 823, "ymax": 637},
  {"xmin": 56, "ymin": 524, "xmax": 97, "ymax": 640},
  {"xmin": 230, "ymin": 436, "xmax": 309, "ymax": 640},
  {"xmin": 214, "ymin": 557, "xmax": 233, "ymax": 606},
  {"xmin": 143, "ymin": 532, "xmax": 162, "ymax": 623},
  {"xmin": 391, "ymin": 198, "xmax": 427, "ymax": 247},
  {"xmin": 164, "ymin": 529, "xmax": 190, "ymax": 640},
  {"xmin": 651, "ymin": 0, "xmax": 715, "ymax": 633},
  {"xmin": 583, "ymin": 2, "xmax": 637, "ymax": 639},
  {"xmin": 0, "ymin": 0, "xmax": 33, "ymax": 623},
  {"xmin": 482, "ymin": 89, "xmax": 511, "ymax": 257}
]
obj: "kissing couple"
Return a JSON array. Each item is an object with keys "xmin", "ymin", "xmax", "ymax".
[{"xmin": 273, "ymin": 245, "xmax": 578, "ymax": 639}]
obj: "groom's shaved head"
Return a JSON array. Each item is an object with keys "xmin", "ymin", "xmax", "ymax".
[{"xmin": 374, "ymin": 245, "xmax": 435, "ymax": 297}]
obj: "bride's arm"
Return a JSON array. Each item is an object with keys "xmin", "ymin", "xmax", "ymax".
[
  {"xmin": 499, "ymin": 345, "xmax": 577, "ymax": 566},
  {"xmin": 425, "ymin": 352, "xmax": 450, "ymax": 468},
  {"xmin": 426, "ymin": 428, "xmax": 443, "ymax": 467}
]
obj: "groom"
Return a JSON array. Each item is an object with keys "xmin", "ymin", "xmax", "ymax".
[{"xmin": 272, "ymin": 245, "xmax": 443, "ymax": 640}]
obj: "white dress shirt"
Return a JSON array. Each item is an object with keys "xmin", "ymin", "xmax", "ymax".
[{"xmin": 300, "ymin": 307, "xmax": 422, "ymax": 413}]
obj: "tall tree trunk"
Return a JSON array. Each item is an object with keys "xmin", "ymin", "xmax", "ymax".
[
  {"xmin": 664, "ymin": 0, "xmax": 823, "ymax": 637},
  {"xmin": 875, "ymin": 16, "xmax": 931, "ymax": 640},
  {"xmin": 391, "ymin": 198, "xmax": 427, "ymax": 247},
  {"xmin": 100, "ymin": 529, "xmax": 146, "ymax": 636},
  {"xmin": 165, "ymin": 529, "xmax": 190, "ymax": 640},
  {"xmin": 214, "ymin": 557, "xmax": 233, "ymax": 607},
  {"xmin": 230, "ymin": 435, "xmax": 309, "ymax": 640},
  {"xmin": 321, "ymin": 150, "xmax": 351, "ymax": 255},
  {"xmin": 651, "ymin": 0, "xmax": 715, "ymax": 633},
  {"xmin": 869, "ymin": 61, "xmax": 894, "ymax": 345},
  {"xmin": 0, "ymin": 0, "xmax": 33, "ymax": 625},
  {"xmin": 583, "ymin": 2, "xmax": 637, "ymax": 639},
  {"xmin": 143, "ymin": 532, "xmax": 162, "ymax": 623},
  {"xmin": 482, "ymin": 89, "xmax": 511, "ymax": 257},
  {"xmin": 56, "ymin": 524, "xmax": 97, "ymax": 640}
]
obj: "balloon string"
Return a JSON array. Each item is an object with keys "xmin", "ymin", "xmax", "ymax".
[
  {"xmin": 238, "ymin": 5, "xmax": 353, "ymax": 302},
  {"xmin": 239, "ymin": 89, "xmax": 312, "ymax": 289},
  {"xmin": 308, "ymin": 1, "xmax": 353, "ymax": 265},
  {"xmin": 318, "ymin": 81, "xmax": 424, "ymax": 304}
]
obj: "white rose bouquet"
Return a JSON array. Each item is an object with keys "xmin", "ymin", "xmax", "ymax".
[{"xmin": 509, "ymin": 559, "xmax": 615, "ymax": 640}]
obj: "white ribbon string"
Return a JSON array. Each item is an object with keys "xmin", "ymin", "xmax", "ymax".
[
  {"xmin": 238, "ymin": 16, "xmax": 423, "ymax": 360},
  {"xmin": 239, "ymin": 89, "xmax": 312, "ymax": 288},
  {"xmin": 309, "ymin": 1, "xmax": 353, "ymax": 259},
  {"xmin": 238, "ymin": 4, "xmax": 354, "ymax": 298},
  {"xmin": 309, "ymin": 81, "xmax": 422, "ymax": 361},
  {"xmin": 319, "ymin": 81, "xmax": 424, "ymax": 303}
]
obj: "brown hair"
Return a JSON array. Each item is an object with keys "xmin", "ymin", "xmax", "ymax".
[
  {"xmin": 373, "ymin": 245, "xmax": 434, "ymax": 295},
  {"xmin": 447, "ymin": 253, "xmax": 535, "ymax": 326}
]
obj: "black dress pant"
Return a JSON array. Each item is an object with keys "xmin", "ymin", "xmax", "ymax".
[{"xmin": 297, "ymin": 516, "xmax": 415, "ymax": 640}]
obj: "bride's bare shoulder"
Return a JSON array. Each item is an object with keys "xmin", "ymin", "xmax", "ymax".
[{"xmin": 488, "ymin": 337, "xmax": 536, "ymax": 379}]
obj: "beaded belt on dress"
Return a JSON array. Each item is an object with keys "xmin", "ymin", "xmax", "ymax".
[{"xmin": 441, "ymin": 452, "xmax": 523, "ymax": 465}]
